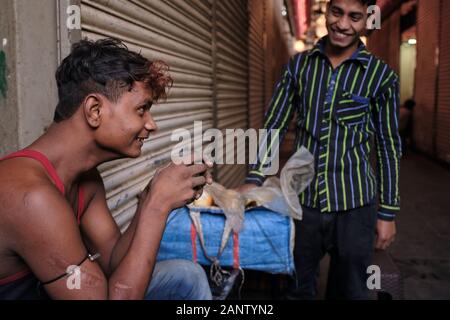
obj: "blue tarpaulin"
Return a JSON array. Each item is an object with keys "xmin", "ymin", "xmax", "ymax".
[{"xmin": 157, "ymin": 206, "xmax": 295, "ymax": 274}]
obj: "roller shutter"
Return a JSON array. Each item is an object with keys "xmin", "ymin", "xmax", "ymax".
[
  {"xmin": 248, "ymin": 0, "xmax": 265, "ymax": 130},
  {"xmin": 413, "ymin": 0, "xmax": 440, "ymax": 155},
  {"xmin": 214, "ymin": 0, "xmax": 249, "ymax": 188},
  {"xmin": 436, "ymin": 0, "xmax": 450, "ymax": 164}
]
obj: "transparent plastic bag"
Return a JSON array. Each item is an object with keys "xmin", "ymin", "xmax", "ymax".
[
  {"xmin": 243, "ymin": 146, "xmax": 315, "ymax": 220},
  {"xmin": 196, "ymin": 146, "xmax": 315, "ymax": 231},
  {"xmin": 188, "ymin": 146, "xmax": 314, "ymax": 271}
]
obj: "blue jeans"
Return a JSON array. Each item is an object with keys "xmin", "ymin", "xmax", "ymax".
[{"xmin": 145, "ymin": 259, "xmax": 212, "ymax": 300}]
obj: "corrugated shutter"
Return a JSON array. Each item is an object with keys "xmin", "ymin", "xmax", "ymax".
[
  {"xmin": 413, "ymin": 0, "xmax": 440, "ymax": 155},
  {"xmin": 367, "ymin": 10, "xmax": 400, "ymax": 75},
  {"xmin": 263, "ymin": 0, "xmax": 294, "ymax": 164},
  {"xmin": 436, "ymin": 0, "xmax": 450, "ymax": 164},
  {"xmin": 80, "ymin": 0, "xmax": 214, "ymax": 231},
  {"xmin": 214, "ymin": 0, "xmax": 249, "ymax": 188},
  {"xmin": 248, "ymin": 0, "xmax": 265, "ymax": 130}
]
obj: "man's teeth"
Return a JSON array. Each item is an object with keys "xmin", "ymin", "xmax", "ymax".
[{"xmin": 335, "ymin": 31, "xmax": 348, "ymax": 38}]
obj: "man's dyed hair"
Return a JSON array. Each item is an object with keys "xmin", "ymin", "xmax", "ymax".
[{"xmin": 54, "ymin": 38, "xmax": 172, "ymax": 122}]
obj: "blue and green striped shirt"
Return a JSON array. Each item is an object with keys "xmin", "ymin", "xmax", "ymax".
[{"xmin": 246, "ymin": 37, "xmax": 402, "ymax": 221}]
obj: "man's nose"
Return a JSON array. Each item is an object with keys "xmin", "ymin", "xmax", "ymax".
[
  {"xmin": 336, "ymin": 16, "xmax": 351, "ymax": 31},
  {"xmin": 144, "ymin": 112, "xmax": 158, "ymax": 132}
]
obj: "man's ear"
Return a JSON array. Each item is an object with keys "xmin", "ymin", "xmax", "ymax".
[{"xmin": 83, "ymin": 94, "xmax": 103, "ymax": 128}]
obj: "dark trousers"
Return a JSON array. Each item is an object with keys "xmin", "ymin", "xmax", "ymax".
[{"xmin": 287, "ymin": 202, "xmax": 377, "ymax": 300}]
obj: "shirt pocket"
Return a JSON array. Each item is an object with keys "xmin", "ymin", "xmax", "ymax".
[{"xmin": 334, "ymin": 92, "xmax": 371, "ymax": 129}]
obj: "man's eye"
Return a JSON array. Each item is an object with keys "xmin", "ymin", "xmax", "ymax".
[
  {"xmin": 351, "ymin": 15, "xmax": 362, "ymax": 22},
  {"xmin": 332, "ymin": 9, "xmax": 341, "ymax": 16},
  {"xmin": 137, "ymin": 107, "xmax": 145, "ymax": 115}
]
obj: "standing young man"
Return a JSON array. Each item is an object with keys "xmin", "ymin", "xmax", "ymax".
[
  {"xmin": 238, "ymin": 0, "xmax": 401, "ymax": 299},
  {"xmin": 0, "ymin": 38, "xmax": 213, "ymax": 300}
]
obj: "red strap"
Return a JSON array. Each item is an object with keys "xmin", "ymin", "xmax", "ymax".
[
  {"xmin": 0, "ymin": 269, "xmax": 31, "ymax": 286},
  {"xmin": 190, "ymin": 222, "xmax": 240, "ymax": 269},
  {"xmin": 0, "ymin": 150, "xmax": 84, "ymax": 285},
  {"xmin": 1, "ymin": 149, "xmax": 86, "ymax": 226},
  {"xmin": 1, "ymin": 149, "xmax": 65, "ymax": 194},
  {"xmin": 77, "ymin": 186, "xmax": 85, "ymax": 225},
  {"xmin": 190, "ymin": 223, "xmax": 197, "ymax": 263},
  {"xmin": 233, "ymin": 232, "xmax": 240, "ymax": 269}
]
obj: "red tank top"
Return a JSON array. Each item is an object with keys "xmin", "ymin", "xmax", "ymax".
[{"xmin": 0, "ymin": 149, "xmax": 86, "ymax": 286}]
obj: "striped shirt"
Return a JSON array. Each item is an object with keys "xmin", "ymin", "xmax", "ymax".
[{"xmin": 245, "ymin": 37, "xmax": 402, "ymax": 221}]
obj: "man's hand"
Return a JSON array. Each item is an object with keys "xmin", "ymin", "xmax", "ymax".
[
  {"xmin": 234, "ymin": 183, "xmax": 258, "ymax": 194},
  {"xmin": 375, "ymin": 220, "xmax": 396, "ymax": 250},
  {"xmin": 143, "ymin": 158, "xmax": 213, "ymax": 213}
]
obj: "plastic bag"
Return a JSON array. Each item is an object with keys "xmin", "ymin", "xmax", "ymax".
[
  {"xmin": 190, "ymin": 146, "xmax": 314, "ymax": 261},
  {"xmin": 243, "ymin": 146, "xmax": 315, "ymax": 220}
]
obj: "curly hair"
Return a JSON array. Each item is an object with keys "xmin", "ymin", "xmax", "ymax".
[{"xmin": 54, "ymin": 38, "xmax": 172, "ymax": 122}]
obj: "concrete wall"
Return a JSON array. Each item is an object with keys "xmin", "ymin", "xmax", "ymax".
[
  {"xmin": 0, "ymin": 0, "xmax": 59, "ymax": 156},
  {"xmin": 0, "ymin": 0, "xmax": 19, "ymax": 155},
  {"xmin": 413, "ymin": 0, "xmax": 440, "ymax": 155}
]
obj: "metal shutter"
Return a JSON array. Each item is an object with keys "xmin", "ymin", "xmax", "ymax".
[
  {"xmin": 436, "ymin": 0, "xmax": 450, "ymax": 164},
  {"xmin": 80, "ymin": 0, "xmax": 214, "ymax": 231},
  {"xmin": 368, "ymin": 10, "xmax": 401, "ymax": 75},
  {"xmin": 248, "ymin": 0, "xmax": 265, "ymax": 130},
  {"xmin": 214, "ymin": 0, "xmax": 249, "ymax": 188},
  {"xmin": 413, "ymin": 0, "xmax": 440, "ymax": 155}
]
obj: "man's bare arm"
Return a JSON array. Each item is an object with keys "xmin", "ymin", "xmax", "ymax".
[
  {"xmin": 12, "ymin": 162, "xmax": 209, "ymax": 299},
  {"xmin": 106, "ymin": 160, "xmax": 213, "ymax": 272}
]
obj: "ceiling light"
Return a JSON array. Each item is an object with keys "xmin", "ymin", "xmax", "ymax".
[{"xmin": 295, "ymin": 40, "xmax": 305, "ymax": 52}]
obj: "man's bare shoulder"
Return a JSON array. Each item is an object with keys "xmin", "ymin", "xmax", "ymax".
[{"xmin": 0, "ymin": 157, "xmax": 68, "ymax": 228}]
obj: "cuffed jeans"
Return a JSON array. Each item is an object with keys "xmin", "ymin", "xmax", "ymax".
[
  {"xmin": 287, "ymin": 201, "xmax": 377, "ymax": 300},
  {"xmin": 145, "ymin": 259, "xmax": 212, "ymax": 300}
]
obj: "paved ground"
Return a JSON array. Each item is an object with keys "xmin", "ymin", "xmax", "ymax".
[
  {"xmin": 387, "ymin": 152, "xmax": 450, "ymax": 299},
  {"xmin": 239, "ymin": 151, "xmax": 450, "ymax": 300}
]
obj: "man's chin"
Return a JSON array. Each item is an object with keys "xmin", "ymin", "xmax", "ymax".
[
  {"xmin": 117, "ymin": 147, "xmax": 142, "ymax": 159},
  {"xmin": 128, "ymin": 149, "xmax": 142, "ymax": 158},
  {"xmin": 328, "ymin": 35, "xmax": 359, "ymax": 50}
]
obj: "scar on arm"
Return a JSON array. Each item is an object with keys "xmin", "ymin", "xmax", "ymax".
[
  {"xmin": 46, "ymin": 253, "xmax": 103, "ymax": 288},
  {"xmin": 111, "ymin": 281, "xmax": 133, "ymax": 299}
]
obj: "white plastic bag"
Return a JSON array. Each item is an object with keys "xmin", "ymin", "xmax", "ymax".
[{"xmin": 243, "ymin": 146, "xmax": 315, "ymax": 220}]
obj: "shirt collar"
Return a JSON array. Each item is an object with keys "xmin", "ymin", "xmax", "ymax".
[{"xmin": 307, "ymin": 36, "xmax": 371, "ymax": 69}]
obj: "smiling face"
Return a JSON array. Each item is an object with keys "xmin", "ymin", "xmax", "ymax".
[
  {"xmin": 96, "ymin": 81, "xmax": 157, "ymax": 158},
  {"xmin": 326, "ymin": 0, "xmax": 369, "ymax": 49}
]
